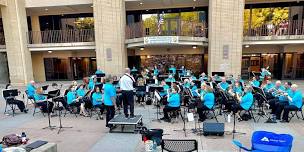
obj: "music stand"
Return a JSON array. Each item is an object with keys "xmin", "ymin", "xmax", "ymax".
[
  {"xmin": 152, "ymin": 90, "xmax": 162, "ymax": 123},
  {"xmin": 253, "ymin": 87, "xmax": 272, "ymax": 123},
  {"xmin": 166, "ymin": 82, "xmax": 172, "ymax": 86},
  {"xmin": 96, "ymin": 73, "xmax": 105, "ymax": 78},
  {"xmin": 3, "ymin": 89, "xmax": 19, "ymax": 116},
  {"xmin": 42, "ymin": 85, "xmax": 49, "ymax": 92}
]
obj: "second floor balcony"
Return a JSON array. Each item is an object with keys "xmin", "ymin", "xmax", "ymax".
[
  {"xmin": 28, "ymin": 29, "xmax": 95, "ymax": 44},
  {"xmin": 126, "ymin": 20, "xmax": 208, "ymax": 39},
  {"xmin": 244, "ymin": 20, "xmax": 304, "ymax": 43}
]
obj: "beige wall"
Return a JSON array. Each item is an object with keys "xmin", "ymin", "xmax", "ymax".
[
  {"xmin": 208, "ymin": 0, "xmax": 244, "ymax": 76},
  {"xmin": 25, "ymin": 0, "xmax": 92, "ymax": 7},
  {"xmin": 31, "ymin": 50, "xmax": 95, "ymax": 82},
  {"xmin": 134, "ymin": 46, "xmax": 204, "ymax": 56},
  {"xmin": 284, "ymin": 44, "xmax": 304, "ymax": 53},
  {"xmin": 0, "ymin": 0, "xmax": 7, "ymax": 6},
  {"xmin": 242, "ymin": 44, "xmax": 304, "ymax": 54},
  {"xmin": 94, "ymin": 0, "xmax": 127, "ymax": 76},
  {"xmin": 1, "ymin": 0, "xmax": 34, "ymax": 85}
]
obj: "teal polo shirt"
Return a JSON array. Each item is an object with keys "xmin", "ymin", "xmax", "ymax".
[{"xmin": 103, "ymin": 83, "xmax": 116, "ymax": 106}]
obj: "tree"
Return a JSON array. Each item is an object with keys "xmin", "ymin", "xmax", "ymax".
[
  {"xmin": 244, "ymin": 7, "xmax": 289, "ymax": 32},
  {"xmin": 75, "ymin": 17, "xmax": 94, "ymax": 29}
]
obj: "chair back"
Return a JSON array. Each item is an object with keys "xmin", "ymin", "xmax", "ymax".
[
  {"xmin": 251, "ymin": 131, "xmax": 293, "ymax": 152},
  {"xmin": 161, "ymin": 139, "xmax": 198, "ymax": 152}
]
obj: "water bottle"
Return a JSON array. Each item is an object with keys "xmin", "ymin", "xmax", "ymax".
[
  {"xmin": 227, "ymin": 114, "xmax": 231, "ymax": 123},
  {"xmin": 0, "ymin": 144, "xmax": 2, "ymax": 152},
  {"xmin": 21, "ymin": 132, "xmax": 27, "ymax": 144}
]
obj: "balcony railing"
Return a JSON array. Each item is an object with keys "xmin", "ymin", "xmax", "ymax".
[
  {"xmin": 126, "ymin": 20, "xmax": 208, "ymax": 39},
  {"xmin": 244, "ymin": 20, "xmax": 304, "ymax": 40},
  {"xmin": 28, "ymin": 29, "xmax": 95, "ymax": 44}
]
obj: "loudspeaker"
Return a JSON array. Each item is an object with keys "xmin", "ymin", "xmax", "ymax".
[{"xmin": 202, "ymin": 122, "xmax": 224, "ymax": 136}]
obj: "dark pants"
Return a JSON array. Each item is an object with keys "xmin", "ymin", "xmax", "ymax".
[
  {"xmin": 7, "ymin": 99, "xmax": 26, "ymax": 112},
  {"xmin": 36, "ymin": 101, "xmax": 54, "ymax": 113},
  {"xmin": 93, "ymin": 104, "xmax": 105, "ymax": 114},
  {"xmin": 274, "ymin": 101, "xmax": 289, "ymax": 120},
  {"xmin": 231, "ymin": 103, "xmax": 243, "ymax": 113},
  {"xmin": 122, "ymin": 90, "xmax": 134, "ymax": 117},
  {"xmin": 163, "ymin": 106, "xmax": 180, "ymax": 119},
  {"xmin": 69, "ymin": 102, "xmax": 81, "ymax": 112},
  {"xmin": 136, "ymin": 91, "xmax": 145, "ymax": 103},
  {"xmin": 197, "ymin": 105, "xmax": 210, "ymax": 120},
  {"xmin": 105, "ymin": 105, "xmax": 115, "ymax": 127},
  {"xmin": 269, "ymin": 98, "xmax": 279, "ymax": 114},
  {"xmin": 282, "ymin": 105, "xmax": 298, "ymax": 121}
]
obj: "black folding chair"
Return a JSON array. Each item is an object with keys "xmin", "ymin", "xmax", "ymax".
[
  {"xmin": 161, "ymin": 139, "xmax": 198, "ymax": 152},
  {"xmin": 288, "ymin": 103, "xmax": 304, "ymax": 122}
]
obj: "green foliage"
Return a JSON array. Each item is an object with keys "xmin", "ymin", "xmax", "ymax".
[
  {"xmin": 75, "ymin": 17, "xmax": 94, "ymax": 29},
  {"xmin": 244, "ymin": 7, "xmax": 289, "ymax": 31}
]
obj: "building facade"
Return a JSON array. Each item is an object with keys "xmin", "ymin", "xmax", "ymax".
[{"xmin": 0, "ymin": 0, "xmax": 303, "ymax": 85}]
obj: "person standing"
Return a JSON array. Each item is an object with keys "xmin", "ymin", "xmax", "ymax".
[
  {"xmin": 119, "ymin": 68, "xmax": 136, "ymax": 119},
  {"xmin": 103, "ymin": 76, "xmax": 117, "ymax": 128}
]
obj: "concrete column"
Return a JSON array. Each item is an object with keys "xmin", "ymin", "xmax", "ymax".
[
  {"xmin": 208, "ymin": 0, "xmax": 244, "ymax": 76},
  {"xmin": 1, "ymin": 0, "xmax": 34, "ymax": 85},
  {"xmin": 93, "ymin": 0, "xmax": 127, "ymax": 76},
  {"xmin": 31, "ymin": 16, "xmax": 42, "ymax": 44}
]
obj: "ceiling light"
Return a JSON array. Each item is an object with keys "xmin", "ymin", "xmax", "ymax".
[
  {"xmin": 140, "ymin": 47, "xmax": 144, "ymax": 51},
  {"xmin": 45, "ymin": 8, "xmax": 48, "ymax": 11},
  {"xmin": 48, "ymin": 51, "xmax": 52, "ymax": 53},
  {"xmin": 192, "ymin": 45, "xmax": 197, "ymax": 49},
  {"xmin": 245, "ymin": 45, "xmax": 250, "ymax": 48},
  {"xmin": 140, "ymin": 2, "xmax": 143, "ymax": 5},
  {"xmin": 91, "ymin": 5, "xmax": 94, "ymax": 8},
  {"xmin": 193, "ymin": 0, "xmax": 197, "ymax": 1}
]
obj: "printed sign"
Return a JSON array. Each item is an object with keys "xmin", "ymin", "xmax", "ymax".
[{"xmin": 144, "ymin": 36, "xmax": 179, "ymax": 44}]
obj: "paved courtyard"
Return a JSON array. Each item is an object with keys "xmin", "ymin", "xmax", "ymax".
[{"xmin": 0, "ymin": 80, "xmax": 303, "ymax": 152}]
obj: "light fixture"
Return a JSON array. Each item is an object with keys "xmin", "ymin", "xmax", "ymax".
[
  {"xmin": 48, "ymin": 50, "xmax": 52, "ymax": 53},
  {"xmin": 146, "ymin": 9, "xmax": 149, "ymax": 12},
  {"xmin": 140, "ymin": 2, "xmax": 143, "ymax": 5},
  {"xmin": 147, "ymin": 55, "xmax": 151, "ymax": 58},
  {"xmin": 245, "ymin": 45, "xmax": 250, "ymax": 48},
  {"xmin": 192, "ymin": 45, "xmax": 197, "ymax": 49},
  {"xmin": 90, "ymin": 5, "xmax": 94, "ymax": 8},
  {"xmin": 140, "ymin": 47, "xmax": 145, "ymax": 51},
  {"xmin": 193, "ymin": 0, "xmax": 197, "ymax": 1},
  {"xmin": 44, "ymin": 8, "xmax": 48, "ymax": 11}
]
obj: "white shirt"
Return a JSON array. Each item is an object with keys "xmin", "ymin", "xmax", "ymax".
[{"xmin": 119, "ymin": 73, "xmax": 135, "ymax": 91}]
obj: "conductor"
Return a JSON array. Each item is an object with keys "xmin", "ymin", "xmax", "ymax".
[{"xmin": 119, "ymin": 68, "xmax": 136, "ymax": 119}]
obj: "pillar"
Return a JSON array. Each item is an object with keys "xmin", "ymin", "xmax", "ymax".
[
  {"xmin": 1, "ymin": 0, "xmax": 34, "ymax": 85},
  {"xmin": 208, "ymin": 0, "xmax": 244, "ymax": 76},
  {"xmin": 93, "ymin": 0, "xmax": 127, "ymax": 76},
  {"xmin": 31, "ymin": 16, "xmax": 42, "ymax": 44}
]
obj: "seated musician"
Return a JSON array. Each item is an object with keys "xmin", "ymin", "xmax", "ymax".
[
  {"xmin": 199, "ymin": 72, "xmax": 208, "ymax": 82},
  {"xmin": 269, "ymin": 81, "xmax": 287, "ymax": 114},
  {"xmin": 5, "ymin": 84, "xmax": 28, "ymax": 113},
  {"xmin": 233, "ymin": 82, "xmax": 243, "ymax": 95},
  {"xmin": 190, "ymin": 81, "xmax": 199, "ymax": 97},
  {"xmin": 159, "ymin": 80, "xmax": 170, "ymax": 97},
  {"xmin": 169, "ymin": 65, "xmax": 177, "ymax": 75},
  {"xmin": 26, "ymin": 80, "xmax": 36, "ymax": 99},
  {"xmin": 91, "ymin": 86, "xmax": 105, "ymax": 118},
  {"xmin": 88, "ymin": 76, "xmax": 96, "ymax": 90},
  {"xmin": 95, "ymin": 67, "xmax": 105, "ymax": 75},
  {"xmin": 283, "ymin": 82, "xmax": 292, "ymax": 92},
  {"xmin": 276, "ymin": 84, "xmax": 303, "ymax": 122},
  {"xmin": 72, "ymin": 81, "xmax": 78, "ymax": 88},
  {"xmin": 67, "ymin": 86, "xmax": 82, "ymax": 113},
  {"xmin": 260, "ymin": 67, "xmax": 271, "ymax": 81},
  {"xmin": 131, "ymin": 66, "xmax": 138, "ymax": 73},
  {"xmin": 190, "ymin": 75, "xmax": 197, "ymax": 81},
  {"xmin": 232, "ymin": 86, "xmax": 254, "ymax": 121},
  {"xmin": 262, "ymin": 80, "xmax": 275, "ymax": 99},
  {"xmin": 160, "ymin": 85, "xmax": 181, "ymax": 122},
  {"xmin": 212, "ymin": 74, "xmax": 221, "ymax": 82},
  {"xmin": 103, "ymin": 76, "xmax": 117, "ymax": 128},
  {"xmin": 153, "ymin": 65, "xmax": 159, "ymax": 76},
  {"xmin": 136, "ymin": 77, "xmax": 145, "ymax": 103},
  {"xmin": 34, "ymin": 87, "xmax": 54, "ymax": 113},
  {"xmin": 197, "ymin": 85, "xmax": 215, "ymax": 121},
  {"xmin": 165, "ymin": 74, "xmax": 176, "ymax": 83},
  {"xmin": 235, "ymin": 75, "xmax": 245, "ymax": 87},
  {"xmin": 218, "ymin": 77, "xmax": 229, "ymax": 91},
  {"xmin": 183, "ymin": 79, "xmax": 191, "ymax": 89},
  {"xmin": 250, "ymin": 76, "xmax": 260, "ymax": 88}
]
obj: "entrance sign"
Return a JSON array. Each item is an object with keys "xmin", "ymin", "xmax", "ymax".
[{"xmin": 144, "ymin": 36, "xmax": 179, "ymax": 44}]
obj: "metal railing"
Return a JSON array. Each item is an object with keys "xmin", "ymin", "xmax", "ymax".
[
  {"xmin": 126, "ymin": 20, "xmax": 208, "ymax": 39},
  {"xmin": 244, "ymin": 20, "xmax": 304, "ymax": 39},
  {"xmin": 28, "ymin": 29, "xmax": 95, "ymax": 44}
]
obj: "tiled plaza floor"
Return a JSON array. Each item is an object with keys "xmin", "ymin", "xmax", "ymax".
[{"xmin": 0, "ymin": 80, "xmax": 303, "ymax": 152}]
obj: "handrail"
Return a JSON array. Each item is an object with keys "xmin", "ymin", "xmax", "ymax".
[
  {"xmin": 28, "ymin": 29, "xmax": 95, "ymax": 44},
  {"xmin": 126, "ymin": 20, "xmax": 208, "ymax": 39}
]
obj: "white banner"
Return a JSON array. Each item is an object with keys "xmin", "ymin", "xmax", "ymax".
[{"xmin": 144, "ymin": 36, "xmax": 179, "ymax": 44}]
